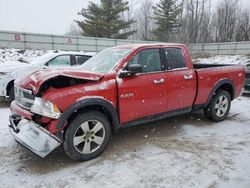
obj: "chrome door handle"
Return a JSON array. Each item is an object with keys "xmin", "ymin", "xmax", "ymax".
[
  {"xmin": 184, "ymin": 75, "xmax": 193, "ymax": 80},
  {"xmin": 154, "ymin": 78, "xmax": 165, "ymax": 84}
]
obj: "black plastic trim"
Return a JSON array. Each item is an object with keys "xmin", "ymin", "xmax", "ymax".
[
  {"xmin": 121, "ymin": 107, "xmax": 192, "ymax": 129},
  {"xmin": 206, "ymin": 79, "xmax": 235, "ymax": 105},
  {"xmin": 56, "ymin": 98, "xmax": 120, "ymax": 133}
]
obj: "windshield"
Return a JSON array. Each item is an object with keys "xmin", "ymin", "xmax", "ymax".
[
  {"xmin": 80, "ymin": 47, "xmax": 132, "ymax": 73},
  {"xmin": 30, "ymin": 53, "xmax": 57, "ymax": 65}
]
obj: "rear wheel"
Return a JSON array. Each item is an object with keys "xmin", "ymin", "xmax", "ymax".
[
  {"xmin": 204, "ymin": 90, "xmax": 231, "ymax": 122},
  {"xmin": 63, "ymin": 111, "xmax": 111, "ymax": 161}
]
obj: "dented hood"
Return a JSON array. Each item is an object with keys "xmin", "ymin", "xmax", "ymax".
[{"xmin": 15, "ymin": 69, "xmax": 104, "ymax": 94}]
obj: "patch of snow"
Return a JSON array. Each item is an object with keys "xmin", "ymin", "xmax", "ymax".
[
  {"xmin": 84, "ymin": 79, "xmax": 116, "ymax": 92},
  {"xmin": 195, "ymin": 55, "xmax": 250, "ymax": 65},
  {"xmin": 0, "ymin": 48, "xmax": 96, "ymax": 64},
  {"xmin": 0, "ymin": 48, "xmax": 50, "ymax": 64}
]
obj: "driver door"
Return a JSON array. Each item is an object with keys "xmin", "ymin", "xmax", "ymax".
[{"xmin": 117, "ymin": 48, "xmax": 167, "ymax": 124}]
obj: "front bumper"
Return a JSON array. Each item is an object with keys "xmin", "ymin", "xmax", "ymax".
[{"xmin": 9, "ymin": 114, "xmax": 62, "ymax": 158}]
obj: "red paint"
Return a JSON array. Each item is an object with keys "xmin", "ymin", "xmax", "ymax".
[
  {"xmin": 47, "ymin": 120, "xmax": 60, "ymax": 133},
  {"xmin": 12, "ymin": 43, "xmax": 245, "ymax": 133},
  {"xmin": 14, "ymin": 34, "xmax": 21, "ymax": 41},
  {"xmin": 10, "ymin": 101, "xmax": 32, "ymax": 119}
]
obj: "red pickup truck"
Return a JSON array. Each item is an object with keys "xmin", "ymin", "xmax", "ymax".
[{"xmin": 9, "ymin": 44, "xmax": 245, "ymax": 161}]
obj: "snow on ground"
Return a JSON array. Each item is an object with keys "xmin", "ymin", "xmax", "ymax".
[
  {"xmin": 195, "ymin": 55, "xmax": 250, "ymax": 65},
  {"xmin": 0, "ymin": 48, "xmax": 96, "ymax": 64},
  {"xmin": 0, "ymin": 96, "xmax": 250, "ymax": 188},
  {"xmin": 0, "ymin": 49, "xmax": 51, "ymax": 64}
]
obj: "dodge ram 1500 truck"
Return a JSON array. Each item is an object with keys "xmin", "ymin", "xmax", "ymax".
[{"xmin": 9, "ymin": 43, "xmax": 245, "ymax": 161}]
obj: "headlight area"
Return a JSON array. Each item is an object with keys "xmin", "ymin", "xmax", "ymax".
[{"xmin": 31, "ymin": 97, "xmax": 61, "ymax": 119}]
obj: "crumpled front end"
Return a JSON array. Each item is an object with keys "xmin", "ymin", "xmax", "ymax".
[{"xmin": 9, "ymin": 113, "xmax": 61, "ymax": 158}]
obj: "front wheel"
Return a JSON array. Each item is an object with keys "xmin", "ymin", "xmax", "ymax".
[
  {"xmin": 63, "ymin": 111, "xmax": 111, "ymax": 161},
  {"xmin": 204, "ymin": 90, "xmax": 231, "ymax": 122}
]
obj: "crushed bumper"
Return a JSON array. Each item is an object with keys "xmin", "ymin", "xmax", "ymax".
[{"xmin": 9, "ymin": 114, "xmax": 62, "ymax": 158}]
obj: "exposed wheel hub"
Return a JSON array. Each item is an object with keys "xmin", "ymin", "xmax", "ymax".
[
  {"xmin": 73, "ymin": 120, "xmax": 105, "ymax": 154},
  {"xmin": 215, "ymin": 95, "xmax": 229, "ymax": 117}
]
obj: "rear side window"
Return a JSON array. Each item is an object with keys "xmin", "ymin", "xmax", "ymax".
[
  {"xmin": 165, "ymin": 48, "xmax": 186, "ymax": 70},
  {"xmin": 75, "ymin": 55, "xmax": 90, "ymax": 65}
]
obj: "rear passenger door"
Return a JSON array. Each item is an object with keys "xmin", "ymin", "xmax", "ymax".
[{"xmin": 164, "ymin": 48, "xmax": 196, "ymax": 111}]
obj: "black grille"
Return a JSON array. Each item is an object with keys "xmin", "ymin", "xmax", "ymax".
[{"xmin": 15, "ymin": 87, "xmax": 35, "ymax": 109}]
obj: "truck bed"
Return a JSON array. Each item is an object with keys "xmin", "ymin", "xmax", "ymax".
[
  {"xmin": 193, "ymin": 64, "xmax": 245, "ymax": 106},
  {"xmin": 193, "ymin": 63, "xmax": 235, "ymax": 69}
]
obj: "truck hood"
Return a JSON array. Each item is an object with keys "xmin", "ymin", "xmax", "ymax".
[{"xmin": 15, "ymin": 69, "xmax": 104, "ymax": 94}]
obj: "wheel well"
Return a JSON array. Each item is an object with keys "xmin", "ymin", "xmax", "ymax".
[
  {"xmin": 67, "ymin": 105, "xmax": 115, "ymax": 133},
  {"xmin": 6, "ymin": 80, "xmax": 14, "ymax": 96},
  {"xmin": 216, "ymin": 83, "xmax": 234, "ymax": 100}
]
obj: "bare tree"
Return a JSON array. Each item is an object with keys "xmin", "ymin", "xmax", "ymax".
[
  {"xmin": 121, "ymin": 0, "xmax": 140, "ymax": 39},
  {"xmin": 182, "ymin": 0, "xmax": 209, "ymax": 43},
  {"xmin": 236, "ymin": 10, "xmax": 250, "ymax": 41},
  {"xmin": 213, "ymin": 0, "xmax": 240, "ymax": 42},
  {"xmin": 198, "ymin": 0, "xmax": 213, "ymax": 42},
  {"xmin": 136, "ymin": 0, "xmax": 154, "ymax": 40}
]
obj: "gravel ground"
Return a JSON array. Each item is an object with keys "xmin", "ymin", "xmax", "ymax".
[{"xmin": 0, "ymin": 95, "xmax": 250, "ymax": 188}]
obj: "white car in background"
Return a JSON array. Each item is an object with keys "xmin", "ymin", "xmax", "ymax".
[{"xmin": 0, "ymin": 52, "xmax": 93, "ymax": 101}]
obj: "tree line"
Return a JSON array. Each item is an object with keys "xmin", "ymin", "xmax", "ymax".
[{"xmin": 69, "ymin": 0, "xmax": 250, "ymax": 43}]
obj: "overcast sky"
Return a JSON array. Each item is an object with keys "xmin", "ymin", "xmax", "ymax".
[{"xmin": 0, "ymin": 0, "xmax": 249, "ymax": 35}]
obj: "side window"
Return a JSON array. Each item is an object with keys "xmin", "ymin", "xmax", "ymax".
[
  {"xmin": 48, "ymin": 55, "xmax": 70, "ymax": 66},
  {"xmin": 127, "ymin": 49, "xmax": 161, "ymax": 73},
  {"xmin": 165, "ymin": 48, "xmax": 186, "ymax": 70},
  {"xmin": 75, "ymin": 55, "xmax": 90, "ymax": 65}
]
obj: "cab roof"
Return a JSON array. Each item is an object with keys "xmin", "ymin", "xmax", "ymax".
[{"xmin": 111, "ymin": 43, "xmax": 187, "ymax": 50}]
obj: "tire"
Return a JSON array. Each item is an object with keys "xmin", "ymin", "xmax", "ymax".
[
  {"xmin": 9, "ymin": 86, "xmax": 15, "ymax": 102},
  {"xmin": 63, "ymin": 111, "xmax": 111, "ymax": 161},
  {"xmin": 204, "ymin": 90, "xmax": 231, "ymax": 122}
]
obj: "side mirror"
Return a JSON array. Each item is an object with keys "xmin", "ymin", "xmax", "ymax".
[{"xmin": 119, "ymin": 64, "xmax": 143, "ymax": 78}]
